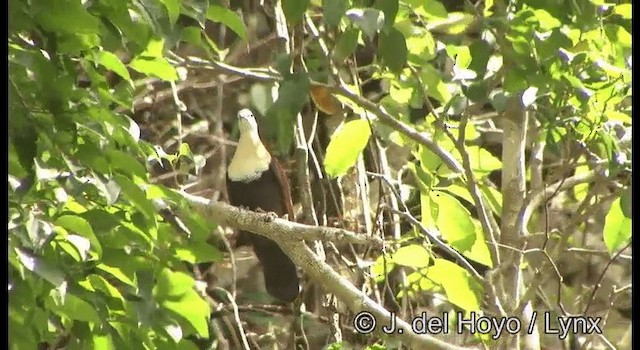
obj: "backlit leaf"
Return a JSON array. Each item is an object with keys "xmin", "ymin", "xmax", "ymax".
[
  {"xmin": 603, "ymin": 196, "xmax": 631, "ymax": 254},
  {"xmin": 324, "ymin": 119, "xmax": 372, "ymax": 178}
]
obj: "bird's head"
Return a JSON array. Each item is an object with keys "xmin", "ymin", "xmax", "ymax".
[
  {"xmin": 228, "ymin": 108, "xmax": 271, "ymax": 181},
  {"xmin": 237, "ymin": 108, "xmax": 259, "ymax": 134}
]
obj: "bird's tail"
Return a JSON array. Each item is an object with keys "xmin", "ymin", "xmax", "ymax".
[{"xmin": 248, "ymin": 233, "xmax": 300, "ymax": 303}]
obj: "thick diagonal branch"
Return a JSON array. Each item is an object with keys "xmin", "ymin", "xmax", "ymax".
[{"xmin": 177, "ymin": 192, "xmax": 472, "ymax": 350}]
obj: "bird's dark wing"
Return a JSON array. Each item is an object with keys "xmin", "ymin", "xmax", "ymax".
[{"xmin": 269, "ymin": 156, "xmax": 295, "ymax": 221}]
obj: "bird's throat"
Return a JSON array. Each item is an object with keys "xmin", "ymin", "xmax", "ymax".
[{"xmin": 228, "ymin": 131, "xmax": 272, "ymax": 182}]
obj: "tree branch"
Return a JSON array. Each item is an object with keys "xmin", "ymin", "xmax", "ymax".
[
  {"xmin": 177, "ymin": 192, "xmax": 473, "ymax": 350},
  {"xmin": 179, "ymin": 192, "xmax": 382, "ymax": 247}
]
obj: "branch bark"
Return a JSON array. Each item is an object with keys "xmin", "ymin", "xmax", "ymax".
[{"xmin": 499, "ymin": 95, "xmax": 539, "ymax": 350}]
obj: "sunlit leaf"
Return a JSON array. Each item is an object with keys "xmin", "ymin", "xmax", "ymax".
[
  {"xmin": 92, "ymin": 51, "xmax": 132, "ymax": 85},
  {"xmin": 174, "ymin": 243, "xmax": 222, "ymax": 264},
  {"xmin": 153, "ymin": 268, "xmax": 195, "ymax": 301},
  {"xmin": 14, "ymin": 248, "xmax": 66, "ymax": 288},
  {"xmin": 371, "ymin": 254, "xmax": 395, "ymax": 282},
  {"xmin": 55, "ymin": 215, "xmax": 102, "ymax": 258},
  {"xmin": 430, "ymin": 190, "xmax": 476, "ymax": 252},
  {"xmin": 613, "ymin": 4, "xmax": 631, "ymax": 19},
  {"xmin": 129, "ymin": 58, "xmax": 178, "ymax": 82},
  {"xmin": 426, "ymin": 259, "xmax": 482, "ymax": 312},
  {"xmin": 324, "ymin": 119, "xmax": 372, "ymax": 178},
  {"xmin": 603, "ymin": 196, "xmax": 631, "ymax": 254},
  {"xmin": 46, "ymin": 293, "xmax": 101, "ymax": 323},
  {"xmin": 393, "ymin": 245, "xmax": 432, "ymax": 268},
  {"xmin": 161, "ymin": 290, "xmax": 210, "ymax": 338},
  {"xmin": 533, "ymin": 9, "xmax": 561, "ymax": 30}
]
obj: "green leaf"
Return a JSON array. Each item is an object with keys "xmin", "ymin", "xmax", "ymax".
[
  {"xmin": 479, "ymin": 182, "xmax": 502, "ymax": 216},
  {"xmin": 279, "ymin": 73, "xmax": 311, "ymax": 113},
  {"xmin": 420, "ymin": 193, "xmax": 438, "ymax": 230},
  {"xmin": 10, "ymin": 117, "xmax": 38, "ymax": 176},
  {"xmin": 332, "ymin": 28, "xmax": 360, "ymax": 62},
  {"xmin": 140, "ymin": 37, "xmax": 166, "ymax": 58},
  {"xmin": 268, "ymin": 73, "xmax": 311, "ymax": 154},
  {"xmin": 613, "ymin": 4, "xmax": 631, "ymax": 19},
  {"xmin": 80, "ymin": 274, "xmax": 125, "ymax": 302},
  {"xmin": 153, "ymin": 268, "xmax": 195, "ymax": 301},
  {"xmin": 426, "ymin": 259, "xmax": 482, "ymax": 312},
  {"xmin": 370, "ymin": 254, "xmax": 394, "ymax": 282},
  {"xmin": 418, "ymin": 136, "xmax": 457, "ymax": 176},
  {"xmin": 373, "ymin": 0, "xmax": 398, "ymax": 27},
  {"xmin": 129, "ymin": 57, "xmax": 178, "ymax": 82},
  {"xmin": 46, "ymin": 293, "xmax": 101, "ymax": 324},
  {"xmin": 92, "ymin": 51, "xmax": 132, "ymax": 84},
  {"xmin": 419, "ymin": 64, "xmax": 452, "ymax": 103},
  {"xmin": 180, "ymin": 0, "xmax": 209, "ymax": 27},
  {"xmin": 603, "ymin": 197, "xmax": 631, "ymax": 254},
  {"xmin": 323, "ymin": 0, "xmax": 348, "ymax": 27},
  {"xmin": 64, "ymin": 235, "xmax": 91, "ymax": 261},
  {"xmin": 572, "ymin": 158, "xmax": 590, "ymax": 201},
  {"xmin": 180, "ymin": 26, "xmax": 205, "ymax": 49},
  {"xmin": 604, "ymin": 24, "xmax": 631, "ymax": 48},
  {"xmin": 324, "ymin": 119, "xmax": 372, "ymax": 178},
  {"xmin": 159, "ymin": 0, "xmax": 180, "ymax": 25},
  {"xmin": 427, "ymin": 12, "xmax": 474, "ymax": 35},
  {"xmin": 282, "ymin": 0, "xmax": 310, "ymax": 24},
  {"xmin": 14, "ymin": 248, "xmax": 66, "ymax": 288},
  {"xmin": 9, "ymin": 310, "xmax": 39, "ymax": 350},
  {"xmin": 161, "ymin": 290, "xmax": 210, "ymax": 338},
  {"xmin": 33, "ymin": 0, "xmax": 99, "ymax": 35},
  {"xmin": 104, "ymin": 4, "xmax": 151, "ymax": 47},
  {"xmin": 206, "ymin": 5, "xmax": 247, "ymax": 41},
  {"xmin": 463, "ymin": 224, "xmax": 493, "ymax": 269},
  {"xmin": 533, "ymin": 9, "xmax": 561, "ymax": 30},
  {"xmin": 80, "ymin": 209, "xmax": 122, "ymax": 235},
  {"xmin": 55, "ymin": 215, "xmax": 103, "ymax": 258},
  {"xmin": 379, "ymin": 28, "xmax": 407, "ymax": 73},
  {"xmin": 466, "ymin": 146, "xmax": 502, "ymax": 175},
  {"xmin": 620, "ymin": 186, "xmax": 631, "ymax": 218},
  {"xmin": 97, "ymin": 263, "xmax": 136, "ymax": 287},
  {"xmin": 174, "ymin": 243, "xmax": 222, "ymax": 264},
  {"xmin": 430, "ymin": 190, "xmax": 476, "ymax": 252},
  {"xmin": 393, "ymin": 245, "xmax": 431, "ymax": 268},
  {"xmin": 418, "ymin": 0, "xmax": 448, "ymax": 18},
  {"xmin": 346, "ymin": 8, "xmax": 385, "ymax": 40},
  {"xmin": 399, "ymin": 22, "xmax": 436, "ymax": 64},
  {"xmin": 403, "ymin": 268, "xmax": 438, "ymax": 294},
  {"xmin": 92, "ymin": 332, "xmax": 116, "ymax": 350},
  {"xmin": 113, "ymin": 174, "xmax": 157, "ymax": 226},
  {"xmin": 106, "ymin": 149, "xmax": 147, "ymax": 179}
]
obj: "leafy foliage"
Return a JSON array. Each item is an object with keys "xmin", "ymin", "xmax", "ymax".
[
  {"xmin": 9, "ymin": 0, "xmax": 225, "ymax": 348},
  {"xmin": 9, "ymin": 0, "xmax": 631, "ymax": 349}
]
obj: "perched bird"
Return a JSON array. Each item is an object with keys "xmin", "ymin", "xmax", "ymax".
[{"xmin": 226, "ymin": 108, "xmax": 300, "ymax": 303}]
